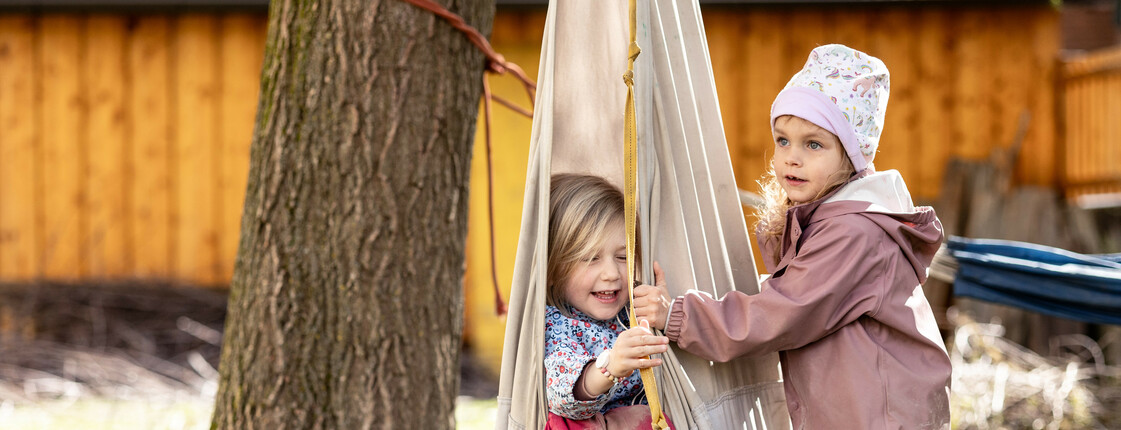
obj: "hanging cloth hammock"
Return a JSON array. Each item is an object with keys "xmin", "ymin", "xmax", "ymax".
[{"xmin": 495, "ymin": 1, "xmax": 790, "ymax": 429}]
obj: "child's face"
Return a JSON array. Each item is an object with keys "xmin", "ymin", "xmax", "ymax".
[
  {"xmin": 771, "ymin": 115, "xmax": 848, "ymax": 203},
  {"xmin": 562, "ymin": 220, "xmax": 629, "ymax": 321}
]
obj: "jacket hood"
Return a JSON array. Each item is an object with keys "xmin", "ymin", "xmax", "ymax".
[{"xmin": 814, "ymin": 169, "xmax": 944, "ymax": 283}]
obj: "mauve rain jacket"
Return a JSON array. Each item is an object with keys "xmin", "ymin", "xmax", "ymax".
[{"xmin": 665, "ymin": 169, "xmax": 952, "ymax": 429}]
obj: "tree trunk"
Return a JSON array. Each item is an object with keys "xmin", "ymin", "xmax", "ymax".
[{"xmin": 211, "ymin": 0, "xmax": 494, "ymax": 428}]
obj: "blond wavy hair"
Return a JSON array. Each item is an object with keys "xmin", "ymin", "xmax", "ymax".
[{"xmin": 546, "ymin": 173, "xmax": 630, "ymax": 317}]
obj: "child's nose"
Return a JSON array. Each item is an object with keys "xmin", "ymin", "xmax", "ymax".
[
  {"xmin": 602, "ymin": 262, "xmax": 621, "ymax": 281},
  {"xmin": 785, "ymin": 152, "xmax": 802, "ymax": 166}
]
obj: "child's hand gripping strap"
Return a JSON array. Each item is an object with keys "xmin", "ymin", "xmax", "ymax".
[{"xmin": 623, "ymin": 0, "xmax": 668, "ymax": 428}]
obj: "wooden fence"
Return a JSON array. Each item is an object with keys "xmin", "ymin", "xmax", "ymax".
[
  {"xmin": 1059, "ymin": 45, "xmax": 1121, "ymax": 201},
  {"xmin": 0, "ymin": 14, "xmax": 267, "ymax": 284}
]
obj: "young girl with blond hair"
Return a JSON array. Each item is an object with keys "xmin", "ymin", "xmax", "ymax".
[
  {"xmin": 543, "ymin": 173, "xmax": 670, "ymax": 429},
  {"xmin": 635, "ymin": 45, "xmax": 952, "ymax": 429}
]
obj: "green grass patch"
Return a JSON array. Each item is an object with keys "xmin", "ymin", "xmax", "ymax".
[
  {"xmin": 0, "ymin": 397, "xmax": 498, "ymax": 430},
  {"xmin": 456, "ymin": 397, "xmax": 498, "ymax": 429},
  {"xmin": 0, "ymin": 398, "xmax": 213, "ymax": 430}
]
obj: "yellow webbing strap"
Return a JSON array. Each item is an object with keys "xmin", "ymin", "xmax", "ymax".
[{"xmin": 623, "ymin": 0, "xmax": 668, "ymax": 428}]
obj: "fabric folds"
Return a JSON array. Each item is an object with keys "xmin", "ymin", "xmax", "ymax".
[{"xmin": 495, "ymin": 1, "xmax": 790, "ymax": 428}]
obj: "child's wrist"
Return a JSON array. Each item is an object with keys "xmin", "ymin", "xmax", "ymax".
[
  {"xmin": 596, "ymin": 349, "xmax": 624, "ymax": 385},
  {"xmin": 600, "ymin": 364, "xmax": 623, "ymax": 384}
]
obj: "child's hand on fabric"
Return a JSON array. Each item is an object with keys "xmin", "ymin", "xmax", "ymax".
[
  {"xmin": 633, "ymin": 261, "xmax": 671, "ymax": 331},
  {"xmin": 608, "ymin": 320, "xmax": 668, "ymax": 378}
]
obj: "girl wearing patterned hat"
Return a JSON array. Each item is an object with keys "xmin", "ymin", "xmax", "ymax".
[{"xmin": 634, "ymin": 44, "xmax": 952, "ymax": 429}]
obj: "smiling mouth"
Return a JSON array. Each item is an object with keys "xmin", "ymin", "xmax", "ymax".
[
  {"xmin": 785, "ymin": 175, "xmax": 807, "ymax": 184},
  {"xmin": 593, "ymin": 291, "xmax": 619, "ymax": 301}
]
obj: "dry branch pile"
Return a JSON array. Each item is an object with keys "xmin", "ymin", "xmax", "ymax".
[
  {"xmin": 950, "ymin": 312, "xmax": 1121, "ymax": 430},
  {"xmin": 0, "ymin": 282, "xmax": 226, "ymax": 404},
  {"xmin": 0, "ymin": 281, "xmax": 500, "ymax": 406}
]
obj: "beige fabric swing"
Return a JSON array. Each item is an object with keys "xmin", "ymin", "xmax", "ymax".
[{"xmin": 495, "ymin": 1, "xmax": 790, "ymax": 428}]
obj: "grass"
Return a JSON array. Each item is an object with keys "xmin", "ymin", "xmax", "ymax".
[
  {"xmin": 456, "ymin": 397, "xmax": 499, "ymax": 429},
  {"xmin": 0, "ymin": 398, "xmax": 213, "ymax": 430},
  {"xmin": 0, "ymin": 397, "xmax": 499, "ymax": 430}
]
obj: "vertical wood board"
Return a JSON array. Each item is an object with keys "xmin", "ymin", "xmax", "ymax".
[
  {"xmin": 85, "ymin": 15, "xmax": 128, "ymax": 278},
  {"xmin": 173, "ymin": 14, "xmax": 220, "ymax": 285},
  {"xmin": 128, "ymin": 16, "xmax": 173, "ymax": 279},
  {"xmin": 39, "ymin": 16, "xmax": 85, "ymax": 280},
  {"xmin": 0, "ymin": 17, "xmax": 38, "ymax": 279}
]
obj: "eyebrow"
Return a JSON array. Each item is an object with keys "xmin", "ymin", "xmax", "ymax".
[
  {"xmin": 774, "ymin": 124, "xmax": 834, "ymax": 143},
  {"xmin": 806, "ymin": 133, "xmax": 835, "ymax": 143}
]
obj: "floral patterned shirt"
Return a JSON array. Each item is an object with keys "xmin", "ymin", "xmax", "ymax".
[{"xmin": 544, "ymin": 305, "xmax": 645, "ymax": 419}]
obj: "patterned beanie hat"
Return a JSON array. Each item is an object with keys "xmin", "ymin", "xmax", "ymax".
[{"xmin": 770, "ymin": 44, "xmax": 890, "ymax": 171}]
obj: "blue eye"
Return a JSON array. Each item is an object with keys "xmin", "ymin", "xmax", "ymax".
[
  {"xmin": 809, "ymin": 141, "xmax": 823, "ymax": 150},
  {"xmin": 776, "ymin": 138, "xmax": 789, "ymax": 147}
]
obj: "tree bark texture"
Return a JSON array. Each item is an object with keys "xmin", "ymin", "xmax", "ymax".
[{"xmin": 211, "ymin": 0, "xmax": 494, "ymax": 428}]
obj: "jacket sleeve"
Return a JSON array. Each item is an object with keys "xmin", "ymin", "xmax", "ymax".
[
  {"xmin": 543, "ymin": 319, "xmax": 616, "ymax": 419},
  {"xmin": 544, "ymin": 350, "xmax": 614, "ymax": 419},
  {"xmin": 664, "ymin": 218, "xmax": 891, "ymax": 362}
]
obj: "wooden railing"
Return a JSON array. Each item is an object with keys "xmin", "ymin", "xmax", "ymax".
[{"xmin": 1058, "ymin": 45, "xmax": 1121, "ymax": 202}]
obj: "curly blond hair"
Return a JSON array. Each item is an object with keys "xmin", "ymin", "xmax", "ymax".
[{"xmin": 754, "ymin": 143, "xmax": 857, "ymax": 266}]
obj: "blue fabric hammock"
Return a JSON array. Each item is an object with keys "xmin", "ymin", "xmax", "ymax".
[{"xmin": 947, "ymin": 236, "xmax": 1121, "ymax": 326}]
